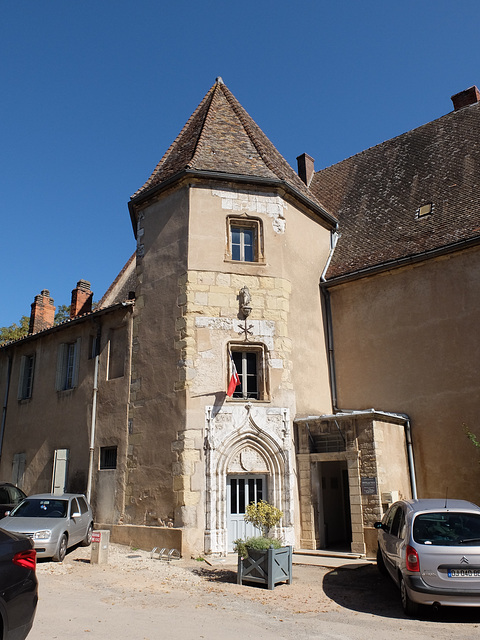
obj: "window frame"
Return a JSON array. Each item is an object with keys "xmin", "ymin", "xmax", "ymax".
[
  {"xmin": 56, "ymin": 339, "xmax": 81, "ymax": 391},
  {"xmin": 226, "ymin": 216, "xmax": 264, "ymax": 263},
  {"xmin": 228, "ymin": 343, "xmax": 268, "ymax": 401},
  {"xmin": 100, "ymin": 446, "xmax": 117, "ymax": 470},
  {"xmin": 18, "ymin": 354, "xmax": 35, "ymax": 400}
]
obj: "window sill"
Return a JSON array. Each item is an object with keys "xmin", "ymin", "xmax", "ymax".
[
  {"xmin": 224, "ymin": 258, "xmax": 266, "ymax": 266},
  {"xmin": 226, "ymin": 397, "xmax": 270, "ymax": 403}
]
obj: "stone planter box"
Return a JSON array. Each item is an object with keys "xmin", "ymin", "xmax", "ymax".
[{"xmin": 237, "ymin": 545, "xmax": 293, "ymax": 590}]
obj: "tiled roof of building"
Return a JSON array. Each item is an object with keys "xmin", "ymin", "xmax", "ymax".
[
  {"xmin": 131, "ymin": 78, "xmax": 331, "ymax": 221},
  {"xmin": 98, "ymin": 253, "xmax": 136, "ymax": 308},
  {"xmin": 311, "ymin": 99, "xmax": 480, "ymax": 280}
]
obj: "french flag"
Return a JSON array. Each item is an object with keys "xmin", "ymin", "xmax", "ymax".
[{"xmin": 227, "ymin": 352, "xmax": 241, "ymax": 397}]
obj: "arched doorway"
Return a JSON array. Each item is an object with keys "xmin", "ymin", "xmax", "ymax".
[{"xmin": 204, "ymin": 404, "xmax": 295, "ymax": 555}]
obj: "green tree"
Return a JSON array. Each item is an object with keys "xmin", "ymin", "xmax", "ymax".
[
  {"xmin": 0, "ymin": 316, "xmax": 29, "ymax": 345},
  {"xmin": 465, "ymin": 425, "xmax": 480, "ymax": 454},
  {"xmin": 464, "ymin": 424, "xmax": 480, "ymax": 468},
  {"xmin": 54, "ymin": 304, "xmax": 71, "ymax": 324}
]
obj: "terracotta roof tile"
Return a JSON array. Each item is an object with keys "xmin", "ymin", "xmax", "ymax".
[
  {"xmin": 131, "ymin": 79, "xmax": 330, "ymax": 218},
  {"xmin": 311, "ymin": 101, "xmax": 480, "ymax": 279}
]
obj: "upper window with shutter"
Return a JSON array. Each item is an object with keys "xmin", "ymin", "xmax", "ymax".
[
  {"xmin": 56, "ymin": 339, "xmax": 81, "ymax": 391},
  {"xmin": 18, "ymin": 354, "xmax": 35, "ymax": 400}
]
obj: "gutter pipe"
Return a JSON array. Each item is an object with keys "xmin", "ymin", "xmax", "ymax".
[
  {"xmin": 403, "ymin": 415, "xmax": 418, "ymax": 499},
  {"xmin": 319, "ymin": 229, "xmax": 418, "ymax": 499},
  {"xmin": 86, "ymin": 349, "xmax": 99, "ymax": 504},
  {"xmin": 320, "ymin": 231, "xmax": 340, "ymax": 412},
  {"xmin": 0, "ymin": 355, "xmax": 12, "ymax": 458}
]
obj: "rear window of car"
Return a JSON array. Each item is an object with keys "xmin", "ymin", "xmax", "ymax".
[
  {"xmin": 8, "ymin": 486, "xmax": 25, "ymax": 504},
  {"xmin": 413, "ymin": 512, "xmax": 480, "ymax": 546},
  {"xmin": 11, "ymin": 499, "xmax": 68, "ymax": 518},
  {"xmin": 77, "ymin": 496, "xmax": 89, "ymax": 514}
]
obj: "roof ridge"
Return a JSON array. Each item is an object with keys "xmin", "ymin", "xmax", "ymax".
[
  {"xmin": 316, "ymin": 102, "xmax": 476, "ymax": 176},
  {"xmin": 131, "ymin": 84, "xmax": 217, "ymax": 198},
  {"xmin": 219, "ymin": 83, "xmax": 330, "ymax": 212},
  {"xmin": 220, "ymin": 83, "xmax": 289, "ymax": 179},
  {"xmin": 188, "ymin": 82, "xmax": 223, "ymax": 169}
]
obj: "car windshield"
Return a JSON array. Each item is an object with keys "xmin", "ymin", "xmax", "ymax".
[
  {"xmin": 10, "ymin": 498, "xmax": 68, "ymax": 518},
  {"xmin": 413, "ymin": 512, "xmax": 480, "ymax": 545}
]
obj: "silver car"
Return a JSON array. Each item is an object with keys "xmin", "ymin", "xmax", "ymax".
[
  {"xmin": 1, "ymin": 493, "xmax": 94, "ymax": 562},
  {"xmin": 375, "ymin": 498, "xmax": 480, "ymax": 615}
]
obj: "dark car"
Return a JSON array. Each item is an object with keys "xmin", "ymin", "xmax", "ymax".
[
  {"xmin": 0, "ymin": 483, "xmax": 27, "ymax": 519},
  {"xmin": 0, "ymin": 528, "xmax": 38, "ymax": 639}
]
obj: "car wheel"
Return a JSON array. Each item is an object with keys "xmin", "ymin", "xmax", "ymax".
[
  {"xmin": 53, "ymin": 534, "xmax": 68, "ymax": 562},
  {"xmin": 376, "ymin": 546, "xmax": 387, "ymax": 575},
  {"xmin": 81, "ymin": 523, "xmax": 93, "ymax": 547},
  {"xmin": 400, "ymin": 574, "xmax": 419, "ymax": 617}
]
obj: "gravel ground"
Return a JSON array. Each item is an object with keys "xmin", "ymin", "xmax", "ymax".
[{"xmin": 28, "ymin": 543, "xmax": 480, "ymax": 640}]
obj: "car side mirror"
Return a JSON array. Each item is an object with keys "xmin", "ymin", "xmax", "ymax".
[
  {"xmin": 374, "ymin": 521, "xmax": 384, "ymax": 530},
  {"xmin": 4, "ymin": 511, "xmax": 10, "ymax": 517},
  {"xmin": 71, "ymin": 512, "xmax": 81, "ymax": 519}
]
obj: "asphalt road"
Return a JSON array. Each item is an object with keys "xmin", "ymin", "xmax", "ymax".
[{"xmin": 27, "ymin": 544, "xmax": 480, "ymax": 640}]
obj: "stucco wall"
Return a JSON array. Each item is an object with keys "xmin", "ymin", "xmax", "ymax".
[
  {"xmin": 127, "ymin": 181, "xmax": 334, "ymax": 555},
  {"xmin": 126, "ymin": 186, "xmax": 189, "ymax": 529},
  {"xmin": 329, "ymin": 246, "xmax": 480, "ymax": 501},
  {"xmin": 0, "ymin": 306, "xmax": 132, "ymax": 524}
]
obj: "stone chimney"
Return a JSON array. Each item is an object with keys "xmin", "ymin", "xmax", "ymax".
[
  {"xmin": 29, "ymin": 290, "xmax": 56, "ymax": 334},
  {"xmin": 296, "ymin": 153, "xmax": 315, "ymax": 186},
  {"xmin": 70, "ymin": 280, "xmax": 93, "ymax": 318},
  {"xmin": 451, "ymin": 86, "xmax": 480, "ymax": 111}
]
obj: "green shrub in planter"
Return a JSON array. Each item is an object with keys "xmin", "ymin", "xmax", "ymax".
[
  {"xmin": 234, "ymin": 501, "xmax": 292, "ymax": 589},
  {"xmin": 233, "ymin": 536, "xmax": 282, "ymax": 559},
  {"xmin": 244, "ymin": 500, "xmax": 283, "ymax": 537}
]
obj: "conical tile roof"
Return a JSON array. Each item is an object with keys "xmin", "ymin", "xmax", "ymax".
[{"xmin": 130, "ymin": 79, "xmax": 334, "ymax": 224}]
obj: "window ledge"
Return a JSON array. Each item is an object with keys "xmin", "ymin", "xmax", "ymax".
[
  {"xmin": 226, "ymin": 397, "xmax": 271, "ymax": 403},
  {"xmin": 224, "ymin": 259, "xmax": 266, "ymax": 266}
]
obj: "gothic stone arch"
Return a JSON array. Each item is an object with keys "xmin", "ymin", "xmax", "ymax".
[{"xmin": 204, "ymin": 403, "xmax": 295, "ymax": 554}]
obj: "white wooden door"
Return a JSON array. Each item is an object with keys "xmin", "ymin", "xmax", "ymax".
[
  {"xmin": 227, "ymin": 475, "xmax": 266, "ymax": 551},
  {"xmin": 51, "ymin": 449, "xmax": 69, "ymax": 495}
]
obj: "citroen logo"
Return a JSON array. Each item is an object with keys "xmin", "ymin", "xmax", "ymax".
[{"xmin": 460, "ymin": 556, "xmax": 469, "ymax": 564}]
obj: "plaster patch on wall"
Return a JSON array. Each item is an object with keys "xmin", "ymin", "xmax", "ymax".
[
  {"xmin": 212, "ymin": 188, "xmax": 286, "ymax": 234},
  {"xmin": 195, "ymin": 317, "xmax": 234, "ymax": 331},
  {"xmin": 199, "ymin": 350, "xmax": 215, "ymax": 360},
  {"xmin": 195, "ymin": 317, "xmax": 276, "ymax": 348},
  {"xmin": 269, "ymin": 358, "xmax": 284, "ymax": 369}
]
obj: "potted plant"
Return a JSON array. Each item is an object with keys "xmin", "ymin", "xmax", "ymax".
[{"xmin": 234, "ymin": 500, "xmax": 292, "ymax": 590}]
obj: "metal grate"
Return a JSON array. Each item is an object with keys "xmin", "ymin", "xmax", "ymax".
[{"xmin": 313, "ymin": 432, "xmax": 346, "ymax": 453}]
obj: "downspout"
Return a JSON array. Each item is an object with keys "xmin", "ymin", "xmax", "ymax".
[
  {"xmin": 0, "ymin": 355, "xmax": 12, "ymax": 458},
  {"xmin": 320, "ymin": 230, "xmax": 340, "ymax": 412},
  {"xmin": 86, "ymin": 345, "xmax": 100, "ymax": 504},
  {"xmin": 403, "ymin": 416, "xmax": 418, "ymax": 499}
]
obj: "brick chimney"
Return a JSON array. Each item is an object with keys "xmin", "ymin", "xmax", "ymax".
[
  {"xmin": 451, "ymin": 86, "xmax": 480, "ymax": 111},
  {"xmin": 29, "ymin": 290, "xmax": 56, "ymax": 334},
  {"xmin": 296, "ymin": 153, "xmax": 315, "ymax": 186},
  {"xmin": 70, "ymin": 280, "xmax": 93, "ymax": 318}
]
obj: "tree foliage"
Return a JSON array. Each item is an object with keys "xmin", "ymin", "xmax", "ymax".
[
  {"xmin": 0, "ymin": 316, "xmax": 29, "ymax": 345},
  {"xmin": 465, "ymin": 424, "xmax": 480, "ymax": 452},
  {"xmin": 54, "ymin": 305, "xmax": 71, "ymax": 324},
  {"xmin": 0, "ymin": 303, "xmax": 72, "ymax": 346},
  {"xmin": 244, "ymin": 500, "xmax": 283, "ymax": 537}
]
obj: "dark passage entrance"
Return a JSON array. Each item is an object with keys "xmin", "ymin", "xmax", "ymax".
[{"xmin": 318, "ymin": 460, "xmax": 352, "ymax": 550}]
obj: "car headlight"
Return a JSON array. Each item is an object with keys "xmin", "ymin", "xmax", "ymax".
[{"xmin": 33, "ymin": 530, "xmax": 51, "ymax": 540}]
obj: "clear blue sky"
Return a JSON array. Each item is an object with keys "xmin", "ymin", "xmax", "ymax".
[{"xmin": 1, "ymin": 0, "xmax": 479, "ymax": 327}]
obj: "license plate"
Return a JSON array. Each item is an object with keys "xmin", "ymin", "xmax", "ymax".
[{"xmin": 448, "ymin": 568, "xmax": 480, "ymax": 577}]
